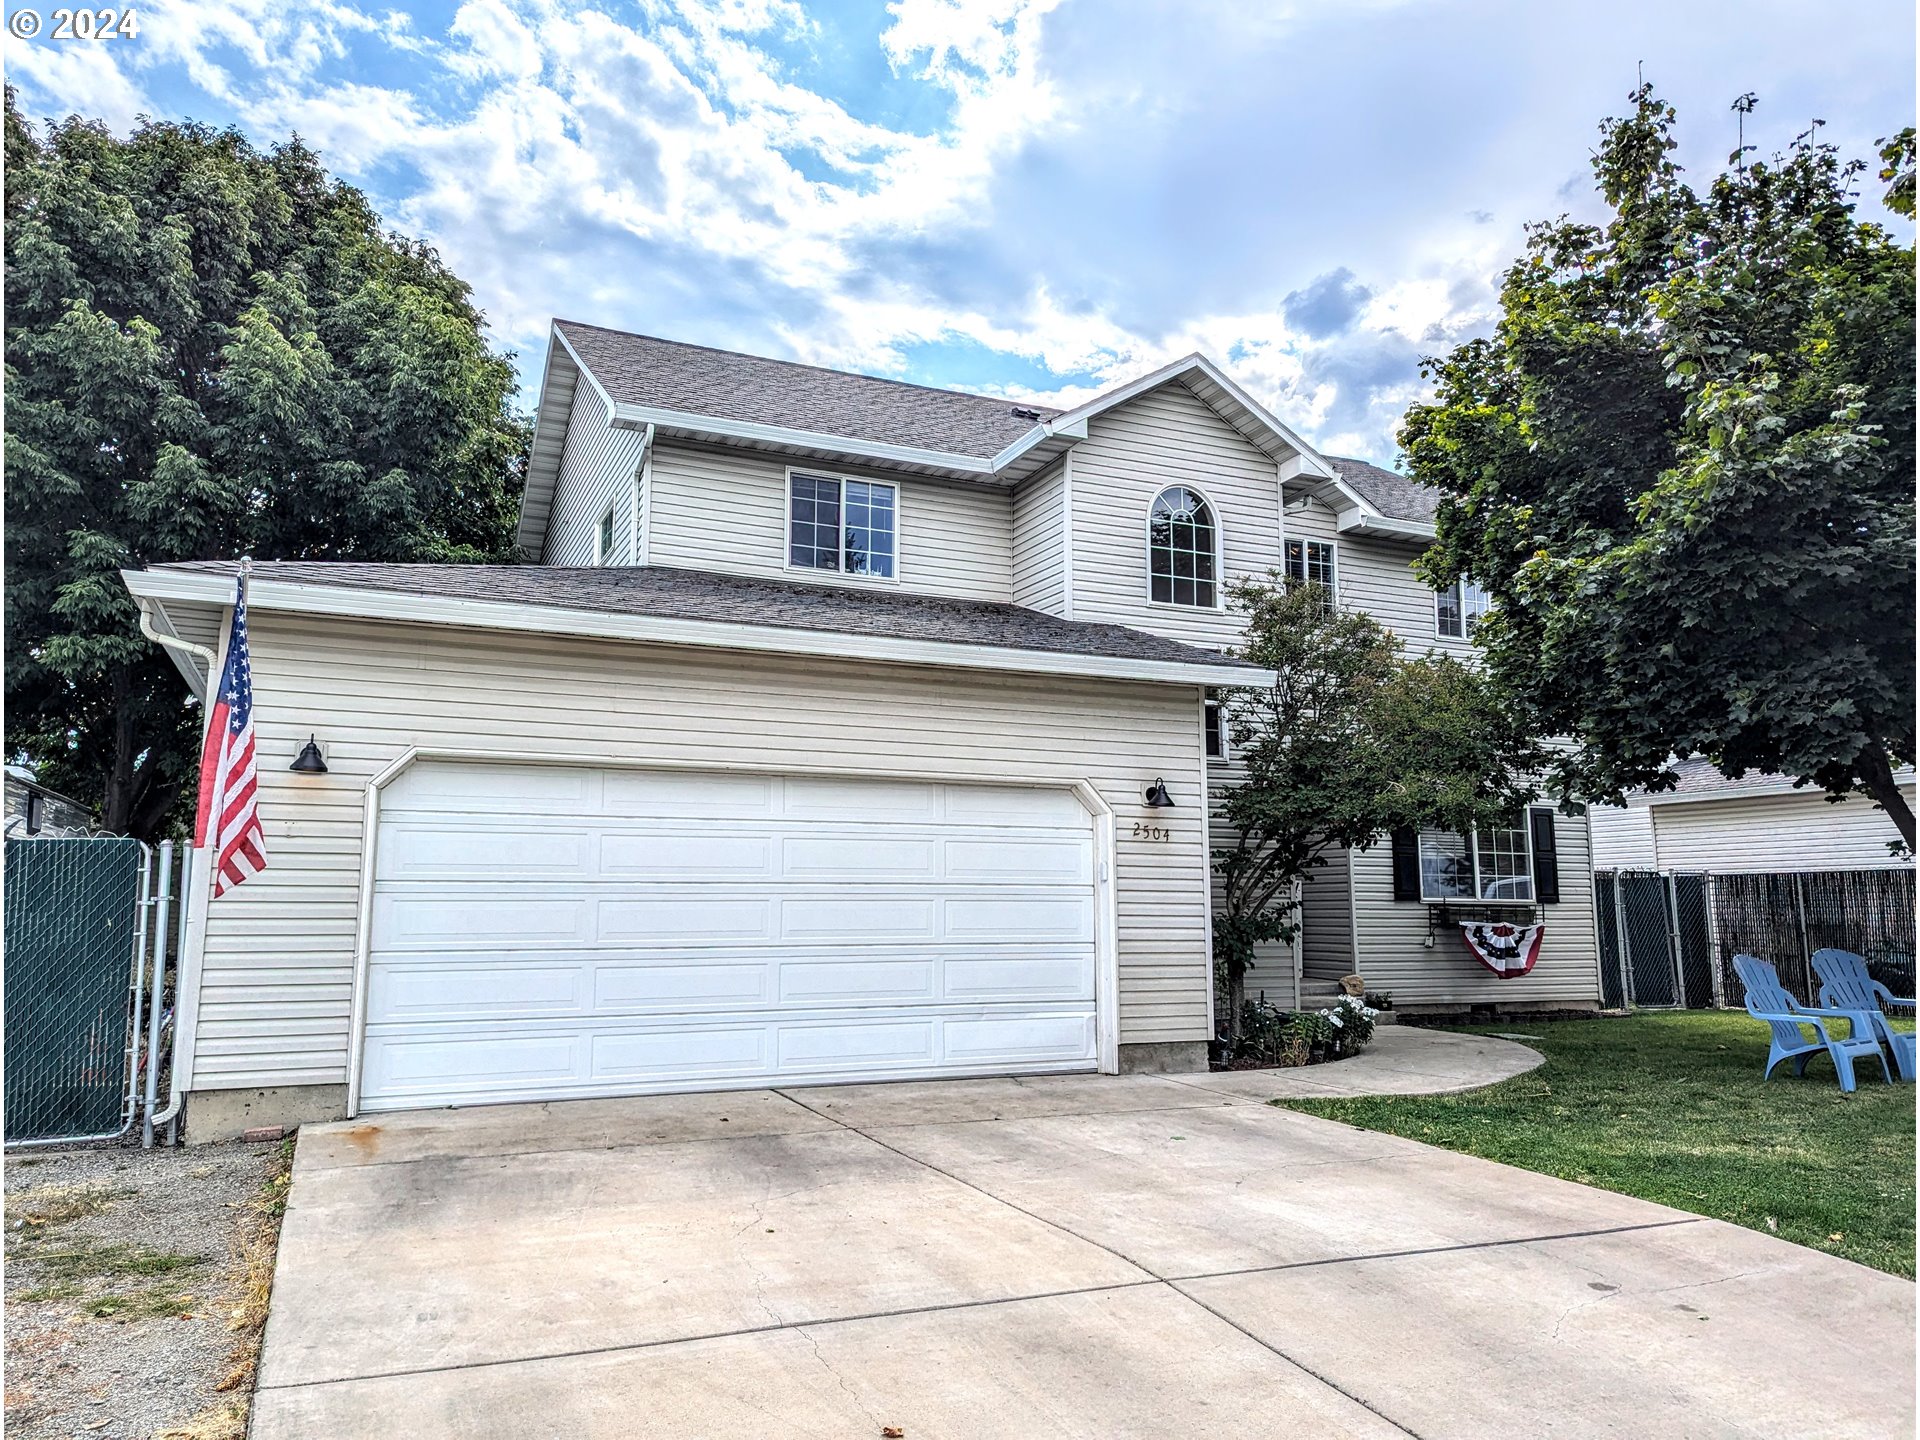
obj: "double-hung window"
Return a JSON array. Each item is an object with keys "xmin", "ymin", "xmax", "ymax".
[
  {"xmin": 1435, "ymin": 578, "xmax": 1488, "ymax": 638},
  {"xmin": 1417, "ymin": 825, "xmax": 1534, "ymax": 903},
  {"xmin": 789, "ymin": 473, "xmax": 897, "ymax": 578},
  {"xmin": 1284, "ymin": 538, "xmax": 1337, "ymax": 610},
  {"xmin": 1204, "ymin": 701, "xmax": 1224, "ymax": 759}
]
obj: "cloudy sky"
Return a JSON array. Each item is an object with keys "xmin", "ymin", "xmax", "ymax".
[{"xmin": 9, "ymin": 0, "xmax": 1914, "ymax": 463}]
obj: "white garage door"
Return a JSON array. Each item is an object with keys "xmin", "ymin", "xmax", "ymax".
[{"xmin": 357, "ymin": 762, "xmax": 1101, "ymax": 1112}]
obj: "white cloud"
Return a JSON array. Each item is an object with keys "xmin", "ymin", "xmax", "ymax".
[{"xmin": 7, "ymin": 0, "xmax": 1911, "ymax": 464}]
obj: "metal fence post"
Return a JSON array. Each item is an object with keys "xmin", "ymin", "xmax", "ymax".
[
  {"xmin": 1664, "ymin": 873, "xmax": 1685, "ymax": 1009},
  {"xmin": 1792, "ymin": 872, "xmax": 1813, "ymax": 999},
  {"xmin": 142, "ymin": 841, "xmax": 174, "ymax": 1148},
  {"xmin": 1612, "ymin": 868, "xmax": 1632, "ymax": 1006}
]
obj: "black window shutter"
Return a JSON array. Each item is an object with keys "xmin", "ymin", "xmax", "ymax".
[
  {"xmin": 1390, "ymin": 827, "xmax": 1420, "ymax": 901},
  {"xmin": 1530, "ymin": 807, "xmax": 1560, "ymax": 903}
]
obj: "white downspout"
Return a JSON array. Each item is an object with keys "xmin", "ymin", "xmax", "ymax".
[{"xmin": 136, "ymin": 599, "xmax": 216, "ymax": 1136}]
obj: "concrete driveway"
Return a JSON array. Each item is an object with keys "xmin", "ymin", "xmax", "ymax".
[{"xmin": 251, "ymin": 1068, "xmax": 1915, "ymax": 1439}]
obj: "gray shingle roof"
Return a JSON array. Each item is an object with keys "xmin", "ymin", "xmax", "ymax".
[
  {"xmin": 1328, "ymin": 456, "xmax": 1438, "ymax": 524},
  {"xmin": 163, "ymin": 561, "xmax": 1255, "ymax": 671},
  {"xmin": 555, "ymin": 321, "xmax": 1058, "ymax": 461}
]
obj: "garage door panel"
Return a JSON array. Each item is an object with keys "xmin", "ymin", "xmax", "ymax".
[
  {"xmin": 784, "ymin": 777, "xmax": 939, "ymax": 822},
  {"xmin": 377, "ymin": 824, "xmax": 594, "ymax": 881},
  {"xmin": 385, "ymin": 762, "xmax": 592, "ymax": 815},
  {"xmin": 591, "ymin": 1026, "xmax": 769, "ymax": 1080},
  {"xmin": 778, "ymin": 1018, "xmax": 935, "ymax": 1067},
  {"xmin": 944, "ymin": 837, "xmax": 1093, "ymax": 884},
  {"xmin": 944, "ymin": 1013, "xmax": 1096, "ymax": 1064},
  {"xmin": 370, "ymin": 1032, "xmax": 582, "ymax": 1090},
  {"xmin": 594, "ymin": 963, "xmax": 773, "ymax": 1010},
  {"xmin": 601, "ymin": 770, "xmax": 775, "ymax": 818},
  {"xmin": 945, "ymin": 896, "xmax": 1093, "ymax": 941},
  {"xmin": 599, "ymin": 832, "xmax": 775, "ymax": 879},
  {"xmin": 779, "ymin": 959, "xmax": 936, "ymax": 1005},
  {"xmin": 779, "ymin": 897, "xmax": 938, "ymax": 942},
  {"xmin": 782, "ymin": 836, "xmax": 938, "ymax": 881},
  {"xmin": 370, "ymin": 963, "xmax": 586, "ymax": 1020},
  {"xmin": 942, "ymin": 784, "xmax": 1087, "ymax": 826},
  {"xmin": 360, "ymin": 764, "xmax": 1100, "ymax": 1111},
  {"xmin": 376, "ymin": 896, "xmax": 593, "ymax": 947},
  {"xmin": 944, "ymin": 955, "xmax": 1095, "ymax": 1002},
  {"xmin": 598, "ymin": 898, "xmax": 776, "ymax": 943}
]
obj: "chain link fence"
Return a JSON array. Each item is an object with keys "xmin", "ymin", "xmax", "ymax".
[
  {"xmin": 1596, "ymin": 866, "xmax": 1914, "ymax": 1012},
  {"xmin": 3, "ymin": 837, "xmax": 150, "ymax": 1144},
  {"xmin": 1711, "ymin": 870, "xmax": 1915, "ymax": 1009}
]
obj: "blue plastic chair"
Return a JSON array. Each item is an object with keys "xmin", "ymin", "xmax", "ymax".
[
  {"xmin": 1812, "ymin": 948, "xmax": 1916, "ymax": 1083},
  {"xmin": 1731, "ymin": 955, "xmax": 1890, "ymax": 1093}
]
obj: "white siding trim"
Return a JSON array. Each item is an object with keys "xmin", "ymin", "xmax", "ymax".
[
  {"xmin": 1062, "ymin": 451, "xmax": 1076, "ymax": 619},
  {"xmin": 340, "ymin": 746, "xmax": 1124, "ymax": 1116},
  {"xmin": 1197, "ymin": 689, "xmax": 1216, "ymax": 1041}
]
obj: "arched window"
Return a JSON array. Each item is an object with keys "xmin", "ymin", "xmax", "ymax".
[{"xmin": 1148, "ymin": 486, "xmax": 1218, "ymax": 607}]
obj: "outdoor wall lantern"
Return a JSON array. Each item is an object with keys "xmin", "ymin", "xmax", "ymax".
[
  {"xmin": 1144, "ymin": 778, "xmax": 1175, "ymax": 808},
  {"xmin": 289, "ymin": 736, "xmax": 329, "ymax": 775}
]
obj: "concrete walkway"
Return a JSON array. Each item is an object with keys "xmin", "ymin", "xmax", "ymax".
[
  {"xmin": 251, "ymin": 1058, "xmax": 1913, "ymax": 1439},
  {"xmin": 1170, "ymin": 1023, "xmax": 1544, "ymax": 1100}
]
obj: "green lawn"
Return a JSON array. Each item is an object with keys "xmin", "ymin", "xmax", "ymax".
[{"xmin": 1280, "ymin": 1011, "xmax": 1916, "ymax": 1277}]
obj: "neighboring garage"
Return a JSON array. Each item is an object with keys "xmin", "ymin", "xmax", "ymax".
[
  {"xmin": 359, "ymin": 761, "xmax": 1101, "ymax": 1111},
  {"xmin": 122, "ymin": 562, "xmax": 1266, "ymax": 1138}
]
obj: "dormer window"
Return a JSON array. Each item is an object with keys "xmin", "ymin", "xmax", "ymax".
[
  {"xmin": 1148, "ymin": 486, "xmax": 1218, "ymax": 608},
  {"xmin": 789, "ymin": 472, "xmax": 897, "ymax": 579}
]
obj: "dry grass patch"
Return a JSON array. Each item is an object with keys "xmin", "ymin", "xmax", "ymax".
[{"xmin": 160, "ymin": 1137, "xmax": 295, "ymax": 1440}]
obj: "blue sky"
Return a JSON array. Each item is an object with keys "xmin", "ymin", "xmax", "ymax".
[{"xmin": 8, "ymin": 0, "xmax": 1914, "ymax": 464}]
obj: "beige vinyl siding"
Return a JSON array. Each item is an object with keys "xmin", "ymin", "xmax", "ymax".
[
  {"xmin": 1347, "ymin": 809, "xmax": 1601, "ymax": 1007},
  {"xmin": 191, "ymin": 616, "xmax": 1211, "ymax": 1091},
  {"xmin": 545, "ymin": 396, "xmax": 647, "ymax": 566},
  {"xmin": 1296, "ymin": 846, "xmax": 1356, "ymax": 984},
  {"xmin": 646, "ymin": 442, "xmax": 1014, "ymax": 601},
  {"xmin": 1590, "ymin": 804, "xmax": 1659, "ymax": 870},
  {"xmin": 1282, "ymin": 495, "xmax": 1472, "ymax": 658},
  {"xmin": 1012, "ymin": 461, "xmax": 1069, "ymax": 615},
  {"xmin": 1067, "ymin": 381, "xmax": 1279, "ymax": 648},
  {"xmin": 1648, "ymin": 788, "xmax": 1915, "ymax": 873}
]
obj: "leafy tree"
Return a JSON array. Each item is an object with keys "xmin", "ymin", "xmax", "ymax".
[
  {"xmin": 1212, "ymin": 578, "xmax": 1546, "ymax": 1030},
  {"xmin": 5, "ymin": 94, "xmax": 530, "ymax": 838},
  {"xmin": 1403, "ymin": 88, "xmax": 1916, "ymax": 846}
]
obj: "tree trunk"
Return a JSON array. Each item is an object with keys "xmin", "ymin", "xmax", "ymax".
[
  {"xmin": 1857, "ymin": 743, "xmax": 1916, "ymax": 851},
  {"xmin": 102, "ymin": 666, "xmax": 139, "ymax": 837}
]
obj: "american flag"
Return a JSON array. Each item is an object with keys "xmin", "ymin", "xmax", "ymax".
[{"xmin": 192, "ymin": 576, "xmax": 266, "ymax": 895}]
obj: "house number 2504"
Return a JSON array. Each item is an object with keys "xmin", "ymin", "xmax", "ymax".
[{"xmin": 1132, "ymin": 822, "xmax": 1172, "ymax": 842}]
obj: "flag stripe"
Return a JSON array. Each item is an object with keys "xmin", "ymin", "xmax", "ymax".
[{"xmin": 195, "ymin": 578, "xmax": 266, "ymax": 897}]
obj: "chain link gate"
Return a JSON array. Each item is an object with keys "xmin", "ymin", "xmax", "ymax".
[
  {"xmin": 4, "ymin": 837, "xmax": 151, "ymax": 1144},
  {"xmin": 1593, "ymin": 869, "xmax": 1719, "ymax": 1010}
]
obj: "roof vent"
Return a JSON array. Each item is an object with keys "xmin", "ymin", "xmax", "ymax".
[{"xmin": 1009, "ymin": 405, "xmax": 1044, "ymax": 422}]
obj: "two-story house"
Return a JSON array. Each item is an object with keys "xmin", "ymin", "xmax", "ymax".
[{"xmin": 124, "ymin": 321, "xmax": 1598, "ymax": 1138}]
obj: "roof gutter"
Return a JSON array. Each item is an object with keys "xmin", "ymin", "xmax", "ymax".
[
  {"xmin": 136, "ymin": 596, "xmax": 215, "ymax": 699},
  {"xmin": 122, "ymin": 569, "xmax": 1273, "ymax": 690},
  {"xmin": 1334, "ymin": 509, "xmax": 1437, "ymax": 542}
]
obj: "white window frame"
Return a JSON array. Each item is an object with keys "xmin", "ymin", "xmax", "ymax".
[
  {"xmin": 1435, "ymin": 577, "xmax": 1489, "ymax": 638},
  {"xmin": 784, "ymin": 467, "xmax": 902, "ymax": 584},
  {"xmin": 1416, "ymin": 823, "xmax": 1536, "ymax": 905},
  {"xmin": 1203, "ymin": 699, "xmax": 1226, "ymax": 760},
  {"xmin": 1284, "ymin": 537, "xmax": 1339, "ymax": 606},
  {"xmin": 1144, "ymin": 483, "xmax": 1225, "ymax": 611},
  {"xmin": 594, "ymin": 506, "xmax": 616, "ymax": 566}
]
